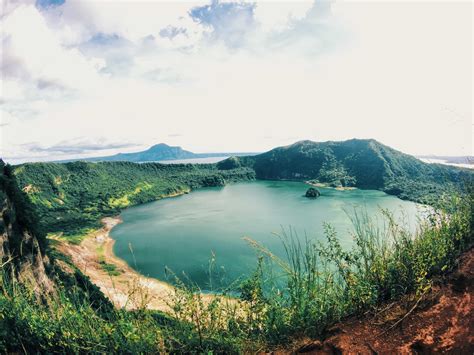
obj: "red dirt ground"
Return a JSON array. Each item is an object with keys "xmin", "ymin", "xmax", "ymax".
[{"xmin": 294, "ymin": 247, "xmax": 474, "ymax": 354}]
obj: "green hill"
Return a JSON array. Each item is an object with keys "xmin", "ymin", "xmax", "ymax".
[
  {"xmin": 2, "ymin": 140, "xmax": 473, "ymax": 353},
  {"xmin": 218, "ymin": 139, "xmax": 473, "ymax": 203},
  {"xmin": 11, "ymin": 139, "xmax": 473, "ymax": 237},
  {"xmin": 12, "ymin": 161, "xmax": 255, "ymax": 236},
  {"xmin": 1, "ymin": 154, "xmax": 473, "ymax": 353}
]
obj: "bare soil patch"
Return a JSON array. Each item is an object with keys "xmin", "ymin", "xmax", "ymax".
[
  {"xmin": 293, "ymin": 247, "xmax": 474, "ymax": 354},
  {"xmin": 56, "ymin": 217, "xmax": 175, "ymax": 311}
]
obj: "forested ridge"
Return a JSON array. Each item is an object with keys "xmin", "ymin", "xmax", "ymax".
[
  {"xmin": 1, "ymin": 139, "xmax": 474, "ymax": 353},
  {"xmin": 220, "ymin": 139, "xmax": 473, "ymax": 204},
  {"xmin": 12, "ymin": 161, "xmax": 255, "ymax": 236},
  {"xmin": 11, "ymin": 139, "xmax": 473, "ymax": 237}
]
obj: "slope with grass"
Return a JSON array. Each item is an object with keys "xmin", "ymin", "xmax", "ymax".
[
  {"xmin": 1, "ymin": 156, "xmax": 473, "ymax": 353},
  {"xmin": 294, "ymin": 247, "xmax": 474, "ymax": 353}
]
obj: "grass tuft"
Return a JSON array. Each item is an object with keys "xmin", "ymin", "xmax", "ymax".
[{"xmin": 1, "ymin": 189, "xmax": 472, "ymax": 353}]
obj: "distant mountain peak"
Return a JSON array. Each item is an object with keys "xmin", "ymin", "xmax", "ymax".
[
  {"xmin": 289, "ymin": 138, "xmax": 381, "ymax": 147},
  {"xmin": 290, "ymin": 140, "xmax": 316, "ymax": 146},
  {"xmin": 146, "ymin": 143, "xmax": 190, "ymax": 153},
  {"xmin": 60, "ymin": 142, "xmax": 257, "ymax": 163},
  {"xmin": 148, "ymin": 143, "xmax": 173, "ymax": 149}
]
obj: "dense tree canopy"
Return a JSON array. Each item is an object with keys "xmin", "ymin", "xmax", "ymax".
[
  {"xmin": 13, "ymin": 161, "xmax": 255, "ymax": 235},
  {"xmin": 12, "ymin": 139, "xmax": 473, "ymax": 236},
  {"xmin": 224, "ymin": 139, "xmax": 473, "ymax": 204}
]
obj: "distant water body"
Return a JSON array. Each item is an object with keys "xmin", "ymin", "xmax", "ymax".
[
  {"xmin": 111, "ymin": 181, "xmax": 423, "ymax": 290},
  {"xmin": 418, "ymin": 158, "xmax": 473, "ymax": 170},
  {"xmin": 158, "ymin": 157, "xmax": 228, "ymax": 164}
]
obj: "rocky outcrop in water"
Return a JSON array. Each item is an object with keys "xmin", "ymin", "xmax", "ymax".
[{"xmin": 305, "ymin": 187, "xmax": 320, "ymax": 198}]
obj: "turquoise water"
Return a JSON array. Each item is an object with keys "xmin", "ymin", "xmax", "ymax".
[{"xmin": 111, "ymin": 181, "xmax": 422, "ymax": 290}]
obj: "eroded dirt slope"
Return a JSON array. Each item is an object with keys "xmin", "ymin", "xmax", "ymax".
[{"xmin": 296, "ymin": 247, "xmax": 474, "ymax": 354}]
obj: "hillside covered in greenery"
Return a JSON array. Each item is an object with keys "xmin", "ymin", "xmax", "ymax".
[
  {"xmin": 219, "ymin": 139, "xmax": 473, "ymax": 204},
  {"xmin": 1, "ymin": 139, "xmax": 473, "ymax": 352},
  {"xmin": 12, "ymin": 139, "xmax": 473, "ymax": 238},
  {"xmin": 1, "ymin": 156, "xmax": 473, "ymax": 353},
  {"xmin": 12, "ymin": 161, "xmax": 255, "ymax": 236}
]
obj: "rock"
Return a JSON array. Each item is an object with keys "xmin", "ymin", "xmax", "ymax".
[{"xmin": 305, "ymin": 187, "xmax": 320, "ymax": 198}]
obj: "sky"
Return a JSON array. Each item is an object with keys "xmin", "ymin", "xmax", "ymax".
[{"xmin": 1, "ymin": 0, "xmax": 472, "ymax": 164}]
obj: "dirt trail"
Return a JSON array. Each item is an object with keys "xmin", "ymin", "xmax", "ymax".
[{"xmin": 295, "ymin": 247, "xmax": 474, "ymax": 354}]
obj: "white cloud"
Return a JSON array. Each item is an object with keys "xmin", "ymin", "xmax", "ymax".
[
  {"xmin": 1, "ymin": 1, "xmax": 472, "ymax": 163},
  {"xmin": 1, "ymin": 0, "xmax": 36, "ymax": 16},
  {"xmin": 217, "ymin": 0, "xmax": 314, "ymax": 32},
  {"xmin": 50, "ymin": 0, "xmax": 208, "ymax": 46},
  {"xmin": 2, "ymin": 4, "xmax": 105, "ymax": 93},
  {"xmin": 0, "ymin": 110, "xmax": 19, "ymax": 127},
  {"xmin": 253, "ymin": 1, "xmax": 314, "ymax": 32}
]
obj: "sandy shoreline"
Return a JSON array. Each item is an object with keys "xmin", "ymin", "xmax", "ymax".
[
  {"xmin": 57, "ymin": 214, "xmax": 226, "ymax": 312},
  {"xmin": 57, "ymin": 216, "xmax": 177, "ymax": 312}
]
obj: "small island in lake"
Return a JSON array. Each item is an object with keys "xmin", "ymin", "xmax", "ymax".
[{"xmin": 305, "ymin": 187, "xmax": 321, "ymax": 198}]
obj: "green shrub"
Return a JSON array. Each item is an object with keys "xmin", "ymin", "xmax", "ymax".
[
  {"xmin": 238, "ymin": 189, "xmax": 473, "ymax": 343},
  {"xmin": 1, "ymin": 184, "xmax": 472, "ymax": 353}
]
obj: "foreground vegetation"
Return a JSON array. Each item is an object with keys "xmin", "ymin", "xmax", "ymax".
[
  {"xmin": 1, "ymin": 178, "xmax": 472, "ymax": 352},
  {"xmin": 2, "ymin": 147, "xmax": 473, "ymax": 352}
]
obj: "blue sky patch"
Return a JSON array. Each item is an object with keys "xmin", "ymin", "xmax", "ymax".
[
  {"xmin": 190, "ymin": 1, "xmax": 255, "ymax": 27},
  {"xmin": 190, "ymin": 1, "xmax": 256, "ymax": 47},
  {"xmin": 36, "ymin": 0, "xmax": 65, "ymax": 9}
]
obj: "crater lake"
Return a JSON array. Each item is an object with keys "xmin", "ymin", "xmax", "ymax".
[{"xmin": 110, "ymin": 180, "xmax": 423, "ymax": 290}]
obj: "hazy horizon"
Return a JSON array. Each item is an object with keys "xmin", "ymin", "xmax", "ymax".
[
  {"xmin": 1, "ymin": 1, "xmax": 472, "ymax": 164},
  {"xmin": 4, "ymin": 138, "xmax": 474, "ymax": 166}
]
